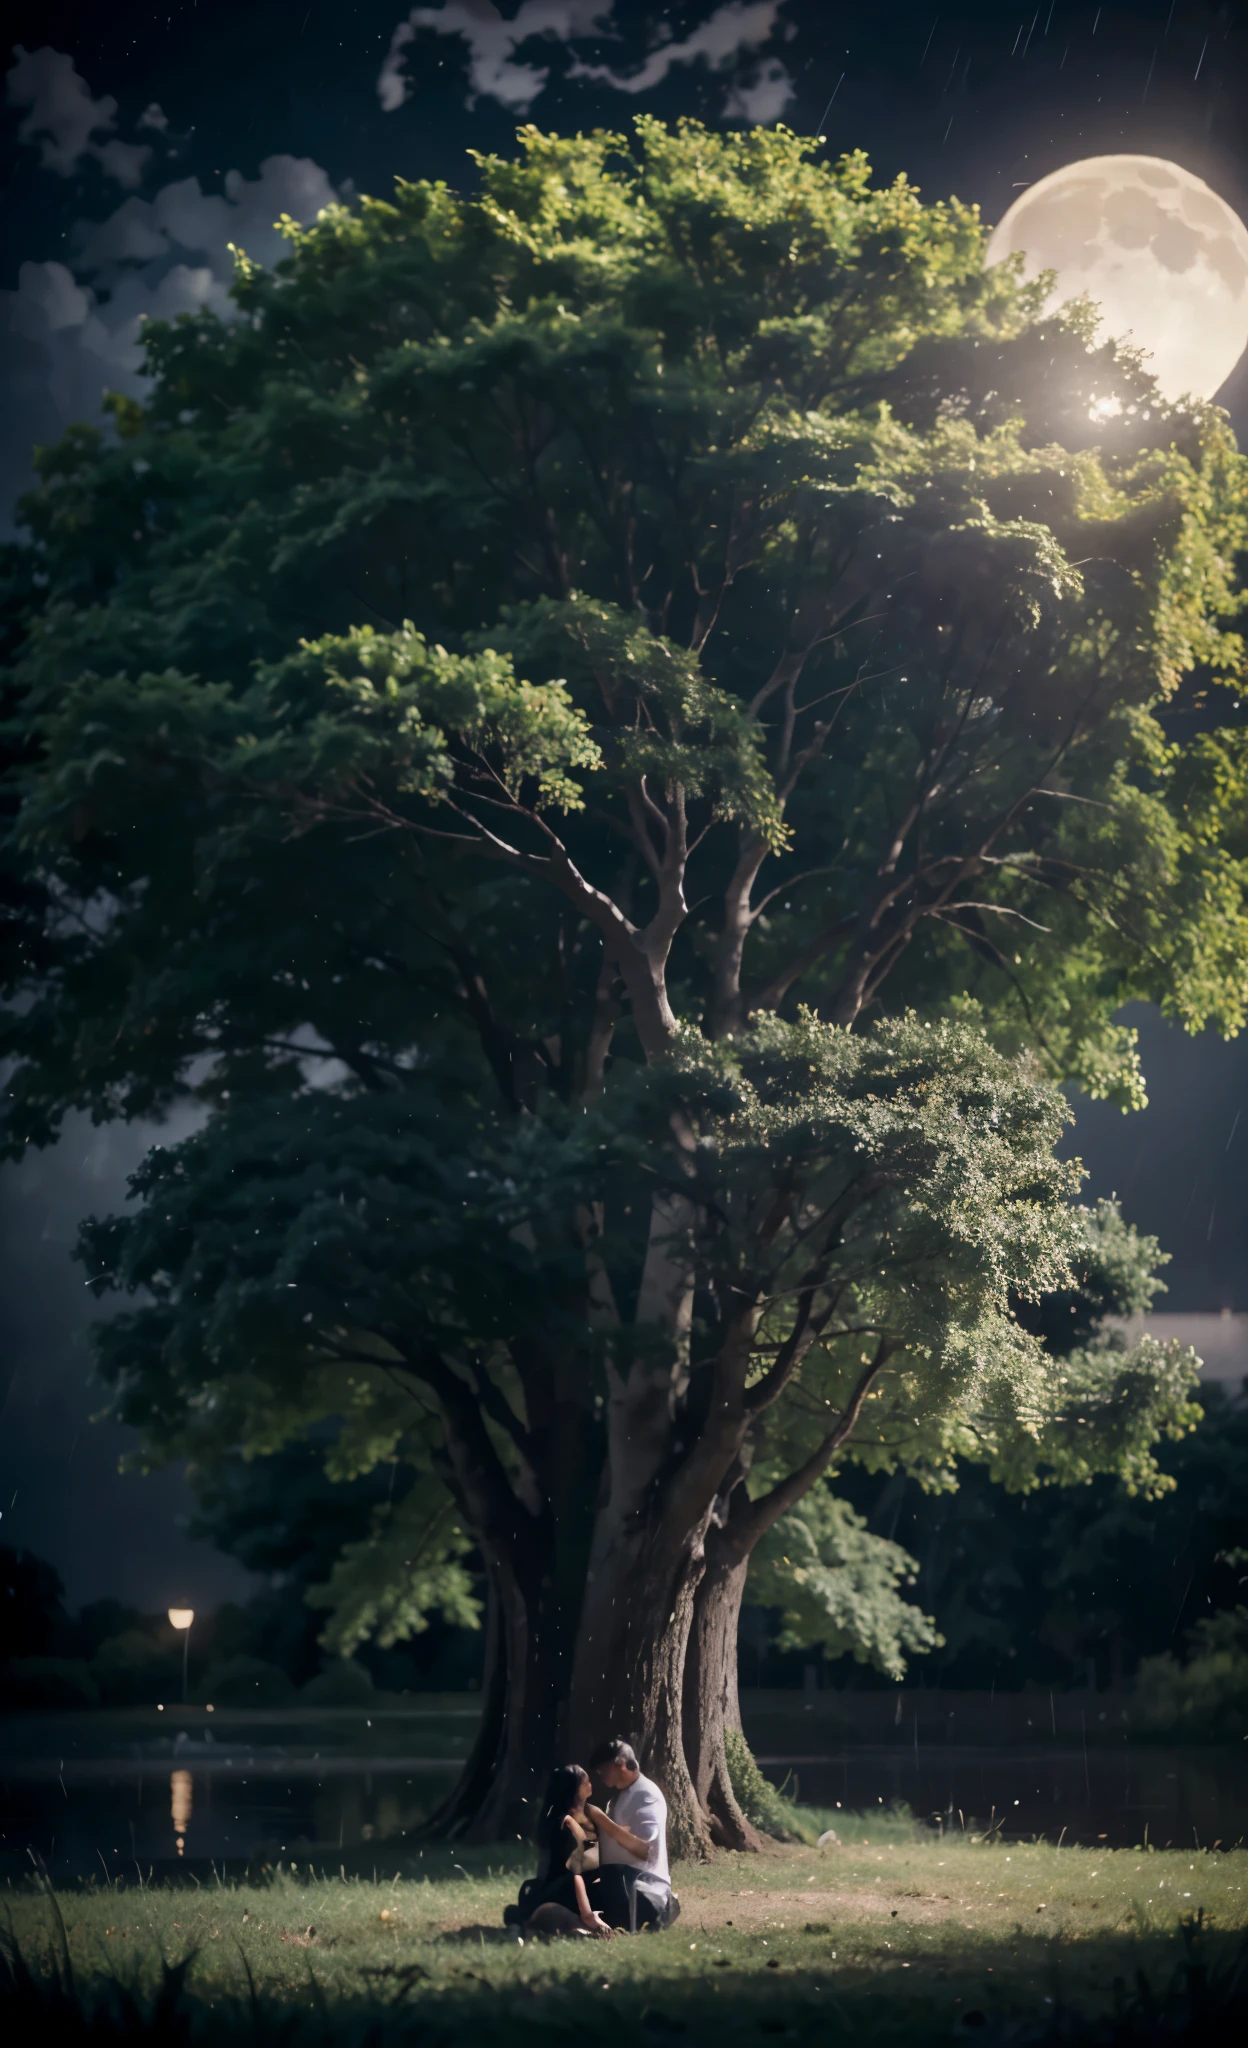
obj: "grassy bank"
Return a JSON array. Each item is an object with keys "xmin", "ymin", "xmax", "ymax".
[{"xmin": 4, "ymin": 1812, "xmax": 1247, "ymax": 2043}]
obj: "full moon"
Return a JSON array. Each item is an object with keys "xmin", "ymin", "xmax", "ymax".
[{"xmin": 985, "ymin": 155, "xmax": 1248, "ymax": 402}]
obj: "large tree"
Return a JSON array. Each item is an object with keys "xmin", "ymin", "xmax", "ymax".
[{"xmin": 3, "ymin": 122, "xmax": 1243, "ymax": 1850}]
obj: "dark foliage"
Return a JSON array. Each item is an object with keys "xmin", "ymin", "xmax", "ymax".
[
  {"xmin": 770, "ymin": 1388, "xmax": 1248, "ymax": 1694},
  {"xmin": 0, "ymin": 1545, "xmax": 68, "ymax": 1658}
]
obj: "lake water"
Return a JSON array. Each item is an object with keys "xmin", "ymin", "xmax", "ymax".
[{"xmin": 2, "ymin": 1694, "xmax": 1244, "ymax": 1881}]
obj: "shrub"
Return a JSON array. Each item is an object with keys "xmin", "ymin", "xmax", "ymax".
[
  {"xmin": 73, "ymin": 1598, "xmax": 149, "ymax": 1659},
  {"xmin": 91, "ymin": 1629, "xmax": 178, "ymax": 1706},
  {"xmin": 723, "ymin": 1728, "xmax": 809, "ymax": 1842},
  {"xmin": 0, "ymin": 1656, "xmax": 99, "ymax": 1708},
  {"xmin": 1134, "ymin": 1605, "xmax": 1248, "ymax": 1739},
  {"xmin": 0, "ymin": 1547, "xmax": 68, "ymax": 1657},
  {"xmin": 197, "ymin": 1655, "xmax": 297, "ymax": 1707},
  {"xmin": 300, "ymin": 1658, "xmax": 376, "ymax": 1705}
]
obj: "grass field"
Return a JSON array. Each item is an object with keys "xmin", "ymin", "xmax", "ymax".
[{"xmin": 4, "ymin": 1809, "xmax": 1247, "ymax": 2043}]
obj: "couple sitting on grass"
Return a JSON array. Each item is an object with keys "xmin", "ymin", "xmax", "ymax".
[{"xmin": 505, "ymin": 1737, "xmax": 680, "ymax": 1940}]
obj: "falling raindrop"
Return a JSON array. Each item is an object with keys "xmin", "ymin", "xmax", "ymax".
[{"xmin": 814, "ymin": 73, "xmax": 844, "ymax": 134}]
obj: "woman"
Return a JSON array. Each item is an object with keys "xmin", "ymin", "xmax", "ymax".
[{"xmin": 503, "ymin": 1764, "xmax": 615, "ymax": 1939}]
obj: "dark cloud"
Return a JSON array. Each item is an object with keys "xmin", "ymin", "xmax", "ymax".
[
  {"xmin": 7, "ymin": 43, "xmax": 151, "ymax": 187},
  {"xmin": 0, "ymin": 52, "xmax": 338, "ymax": 530},
  {"xmin": 569, "ymin": 0, "xmax": 793, "ymax": 119},
  {"xmin": 378, "ymin": 0, "xmax": 795, "ymax": 119},
  {"xmin": 0, "ymin": 1111, "xmax": 256, "ymax": 1611},
  {"xmin": 379, "ymin": 1, "xmax": 619, "ymax": 114}
]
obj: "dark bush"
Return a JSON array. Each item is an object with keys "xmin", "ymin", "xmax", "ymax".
[
  {"xmin": 91, "ymin": 1629, "xmax": 180, "ymax": 1706},
  {"xmin": 0, "ymin": 1656, "xmax": 99, "ymax": 1708},
  {"xmin": 196, "ymin": 1654, "xmax": 297, "ymax": 1707},
  {"xmin": 300, "ymin": 1658, "xmax": 376, "ymax": 1705},
  {"xmin": 0, "ymin": 1547, "xmax": 68, "ymax": 1658}
]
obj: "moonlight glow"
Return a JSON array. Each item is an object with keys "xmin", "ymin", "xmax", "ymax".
[{"xmin": 986, "ymin": 155, "xmax": 1248, "ymax": 403}]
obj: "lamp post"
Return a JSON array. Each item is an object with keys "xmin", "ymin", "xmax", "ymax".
[{"xmin": 168, "ymin": 1608, "xmax": 194, "ymax": 1703}]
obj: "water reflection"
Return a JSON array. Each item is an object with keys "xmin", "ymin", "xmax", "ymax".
[
  {"xmin": 171, "ymin": 1768, "xmax": 192, "ymax": 1857},
  {"xmin": 3, "ymin": 1704, "xmax": 1246, "ymax": 1881}
]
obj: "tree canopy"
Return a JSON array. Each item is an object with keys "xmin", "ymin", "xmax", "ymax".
[
  {"xmin": 2, "ymin": 119, "xmax": 1240, "ymax": 1848},
  {"xmin": 748, "ymin": 1195, "xmax": 1185, "ymax": 1684}
]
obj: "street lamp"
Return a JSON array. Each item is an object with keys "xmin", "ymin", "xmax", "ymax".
[{"xmin": 168, "ymin": 1608, "xmax": 194, "ymax": 1703}]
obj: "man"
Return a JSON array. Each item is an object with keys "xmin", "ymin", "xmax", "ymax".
[{"xmin": 584, "ymin": 1737, "xmax": 680, "ymax": 1932}]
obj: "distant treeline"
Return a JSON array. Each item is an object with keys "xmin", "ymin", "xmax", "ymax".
[
  {"xmin": 751, "ymin": 1383, "xmax": 1248, "ymax": 1698},
  {"xmin": 4, "ymin": 1385, "xmax": 1246, "ymax": 1728},
  {"xmin": 0, "ymin": 1551, "xmax": 479, "ymax": 1710}
]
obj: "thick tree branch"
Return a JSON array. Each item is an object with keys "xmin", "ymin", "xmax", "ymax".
[
  {"xmin": 465, "ymin": 1352, "xmax": 531, "ymax": 1458},
  {"xmin": 580, "ymin": 942, "xmax": 622, "ymax": 1102},
  {"xmin": 322, "ymin": 780, "xmax": 680, "ymax": 1060},
  {"xmin": 710, "ymin": 829, "xmax": 770, "ymax": 1036},
  {"xmin": 739, "ymin": 1338, "xmax": 898, "ymax": 1549},
  {"xmin": 393, "ymin": 1344, "xmax": 541, "ymax": 1569},
  {"xmin": 743, "ymin": 1176, "xmax": 883, "ymax": 1414},
  {"xmin": 747, "ymin": 910, "xmax": 856, "ymax": 1015}
]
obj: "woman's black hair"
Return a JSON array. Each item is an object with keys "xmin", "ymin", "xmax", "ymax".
[{"xmin": 535, "ymin": 1763, "xmax": 588, "ymax": 1876}]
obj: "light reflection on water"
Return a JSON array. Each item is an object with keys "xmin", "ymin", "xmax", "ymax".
[
  {"xmin": 170, "ymin": 1769, "xmax": 192, "ymax": 1858},
  {"xmin": 1, "ymin": 1755, "xmax": 463, "ymax": 1879}
]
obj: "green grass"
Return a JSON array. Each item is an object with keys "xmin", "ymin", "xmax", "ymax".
[{"xmin": 5, "ymin": 1816, "xmax": 1248, "ymax": 2043}]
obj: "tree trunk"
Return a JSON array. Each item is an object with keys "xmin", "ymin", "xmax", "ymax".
[
  {"xmin": 417, "ymin": 1532, "xmax": 573, "ymax": 1846},
  {"xmin": 459, "ymin": 1551, "xmax": 542, "ymax": 1841},
  {"xmin": 684, "ymin": 1502, "xmax": 766, "ymax": 1850},
  {"xmin": 425, "ymin": 1422, "xmax": 850, "ymax": 1851},
  {"xmin": 416, "ymin": 1570, "xmax": 509, "ymax": 1840},
  {"xmin": 568, "ymin": 1515, "xmax": 714, "ymax": 1859}
]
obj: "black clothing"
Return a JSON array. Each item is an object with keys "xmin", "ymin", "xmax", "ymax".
[
  {"xmin": 504, "ymin": 1821, "xmax": 584, "ymax": 1926},
  {"xmin": 502, "ymin": 1821, "xmax": 680, "ymax": 1933},
  {"xmin": 590, "ymin": 1865, "xmax": 662, "ymax": 1931}
]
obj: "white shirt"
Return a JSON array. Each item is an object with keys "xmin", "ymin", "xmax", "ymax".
[{"xmin": 599, "ymin": 1771, "xmax": 670, "ymax": 1889}]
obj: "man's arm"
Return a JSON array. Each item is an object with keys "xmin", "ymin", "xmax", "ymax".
[{"xmin": 585, "ymin": 1802, "xmax": 653, "ymax": 1863}]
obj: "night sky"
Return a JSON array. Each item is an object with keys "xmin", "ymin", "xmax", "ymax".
[{"xmin": 2, "ymin": 0, "xmax": 1247, "ymax": 1612}]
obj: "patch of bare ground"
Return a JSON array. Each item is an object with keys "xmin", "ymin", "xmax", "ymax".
[
  {"xmin": 431, "ymin": 1878, "xmax": 958, "ymax": 1940},
  {"xmin": 673, "ymin": 1885, "xmax": 955, "ymax": 1928}
]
